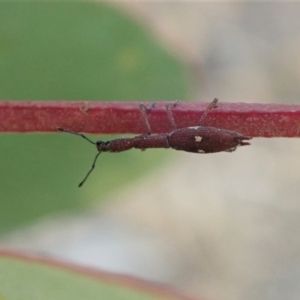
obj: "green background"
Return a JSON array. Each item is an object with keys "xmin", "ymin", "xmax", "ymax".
[{"xmin": 0, "ymin": 3, "xmax": 189, "ymax": 233}]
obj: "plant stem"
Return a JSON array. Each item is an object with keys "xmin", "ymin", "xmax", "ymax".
[{"xmin": 0, "ymin": 101, "xmax": 299, "ymax": 137}]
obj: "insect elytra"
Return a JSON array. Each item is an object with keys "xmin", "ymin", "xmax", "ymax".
[{"xmin": 58, "ymin": 98, "xmax": 251, "ymax": 187}]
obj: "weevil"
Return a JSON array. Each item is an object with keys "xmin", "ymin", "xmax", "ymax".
[{"xmin": 58, "ymin": 98, "xmax": 251, "ymax": 187}]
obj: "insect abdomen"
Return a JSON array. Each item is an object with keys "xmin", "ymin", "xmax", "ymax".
[{"xmin": 168, "ymin": 126, "xmax": 251, "ymax": 153}]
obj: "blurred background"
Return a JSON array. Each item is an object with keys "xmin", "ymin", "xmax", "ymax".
[{"xmin": 1, "ymin": 2, "xmax": 300, "ymax": 300}]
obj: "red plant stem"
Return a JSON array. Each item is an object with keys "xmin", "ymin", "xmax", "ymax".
[
  {"xmin": 0, "ymin": 249, "xmax": 199, "ymax": 300},
  {"xmin": 0, "ymin": 101, "xmax": 299, "ymax": 137}
]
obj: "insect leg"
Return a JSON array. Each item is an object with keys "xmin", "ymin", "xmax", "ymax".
[
  {"xmin": 197, "ymin": 98, "xmax": 219, "ymax": 126},
  {"xmin": 139, "ymin": 103, "xmax": 156, "ymax": 134},
  {"xmin": 166, "ymin": 101, "xmax": 179, "ymax": 130}
]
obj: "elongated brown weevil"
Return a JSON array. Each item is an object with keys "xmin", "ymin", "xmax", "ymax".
[{"xmin": 58, "ymin": 98, "xmax": 251, "ymax": 187}]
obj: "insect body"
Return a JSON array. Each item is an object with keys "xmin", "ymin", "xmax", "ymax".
[{"xmin": 58, "ymin": 98, "xmax": 251, "ymax": 187}]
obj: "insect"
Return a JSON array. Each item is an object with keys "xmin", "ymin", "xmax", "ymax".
[{"xmin": 58, "ymin": 98, "xmax": 251, "ymax": 187}]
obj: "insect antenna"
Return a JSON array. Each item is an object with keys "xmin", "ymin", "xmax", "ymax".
[
  {"xmin": 57, "ymin": 127, "xmax": 96, "ymax": 145},
  {"xmin": 78, "ymin": 152, "xmax": 101, "ymax": 187},
  {"xmin": 57, "ymin": 127, "xmax": 100, "ymax": 187}
]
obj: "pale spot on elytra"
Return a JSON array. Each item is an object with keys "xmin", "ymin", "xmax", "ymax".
[
  {"xmin": 195, "ymin": 136, "xmax": 202, "ymax": 142},
  {"xmin": 198, "ymin": 149, "xmax": 205, "ymax": 153}
]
